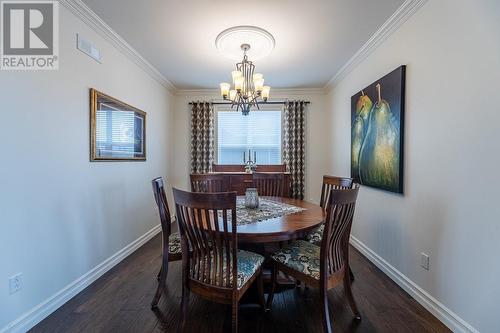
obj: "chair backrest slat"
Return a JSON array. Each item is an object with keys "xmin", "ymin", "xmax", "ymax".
[
  {"xmin": 190, "ymin": 174, "xmax": 228, "ymax": 193},
  {"xmin": 173, "ymin": 188, "xmax": 238, "ymax": 289},
  {"xmin": 319, "ymin": 175, "xmax": 353, "ymax": 209},
  {"xmin": 320, "ymin": 184, "xmax": 359, "ymax": 277},
  {"xmin": 253, "ymin": 172, "xmax": 285, "ymax": 197}
]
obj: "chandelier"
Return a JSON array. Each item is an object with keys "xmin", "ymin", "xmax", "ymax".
[{"xmin": 219, "ymin": 43, "xmax": 270, "ymax": 115}]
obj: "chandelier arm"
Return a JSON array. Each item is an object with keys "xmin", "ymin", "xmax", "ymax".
[{"xmin": 238, "ymin": 94, "xmax": 244, "ymax": 112}]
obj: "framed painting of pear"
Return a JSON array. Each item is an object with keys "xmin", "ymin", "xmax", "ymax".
[{"xmin": 351, "ymin": 65, "xmax": 405, "ymax": 194}]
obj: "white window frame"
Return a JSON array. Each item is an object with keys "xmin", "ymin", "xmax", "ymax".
[{"xmin": 214, "ymin": 104, "xmax": 284, "ymax": 165}]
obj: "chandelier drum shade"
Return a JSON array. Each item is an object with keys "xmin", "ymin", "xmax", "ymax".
[{"xmin": 217, "ymin": 26, "xmax": 274, "ymax": 115}]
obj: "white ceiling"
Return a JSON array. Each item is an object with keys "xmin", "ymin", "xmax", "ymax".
[{"xmin": 82, "ymin": 0, "xmax": 405, "ymax": 89}]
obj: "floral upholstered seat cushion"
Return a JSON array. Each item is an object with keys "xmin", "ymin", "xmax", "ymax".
[
  {"xmin": 234, "ymin": 250, "xmax": 264, "ymax": 288},
  {"xmin": 305, "ymin": 223, "xmax": 324, "ymax": 246},
  {"xmin": 193, "ymin": 250, "xmax": 264, "ymax": 289},
  {"xmin": 271, "ymin": 240, "xmax": 321, "ymax": 279},
  {"xmin": 168, "ymin": 232, "xmax": 182, "ymax": 254}
]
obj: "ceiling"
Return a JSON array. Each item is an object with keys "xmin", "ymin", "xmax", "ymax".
[{"xmin": 82, "ymin": 0, "xmax": 405, "ymax": 89}]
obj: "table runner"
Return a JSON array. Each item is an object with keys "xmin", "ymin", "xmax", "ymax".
[{"xmin": 233, "ymin": 197, "xmax": 306, "ymax": 225}]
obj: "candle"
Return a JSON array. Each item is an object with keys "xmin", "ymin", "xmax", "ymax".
[
  {"xmin": 243, "ymin": 151, "xmax": 246, "ymax": 164},
  {"xmin": 248, "ymin": 149, "xmax": 251, "ymax": 162},
  {"xmin": 254, "ymin": 151, "xmax": 256, "ymax": 163}
]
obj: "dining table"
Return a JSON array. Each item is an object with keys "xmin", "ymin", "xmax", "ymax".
[{"xmin": 233, "ymin": 196, "xmax": 326, "ymax": 243}]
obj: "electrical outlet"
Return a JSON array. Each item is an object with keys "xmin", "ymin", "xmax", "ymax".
[
  {"xmin": 9, "ymin": 273, "xmax": 23, "ymax": 294},
  {"xmin": 420, "ymin": 253, "xmax": 430, "ymax": 270}
]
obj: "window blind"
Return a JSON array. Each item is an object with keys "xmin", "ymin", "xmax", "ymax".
[
  {"xmin": 96, "ymin": 107, "xmax": 137, "ymax": 156},
  {"xmin": 217, "ymin": 110, "xmax": 282, "ymax": 165}
]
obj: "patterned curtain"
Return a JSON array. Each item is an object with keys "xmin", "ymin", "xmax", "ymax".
[
  {"xmin": 283, "ymin": 101, "xmax": 306, "ymax": 199},
  {"xmin": 190, "ymin": 102, "xmax": 214, "ymax": 174}
]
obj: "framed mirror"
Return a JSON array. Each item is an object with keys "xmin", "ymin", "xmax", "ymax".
[{"xmin": 90, "ymin": 88, "xmax": 146, "ymax": 161}]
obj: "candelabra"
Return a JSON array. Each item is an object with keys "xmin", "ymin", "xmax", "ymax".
[{"xmin": 243, "ymin": 150, "xmax": 257, "ymax": 173}]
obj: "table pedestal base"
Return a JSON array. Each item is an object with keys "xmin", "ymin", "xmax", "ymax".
[{"xmin": 239, "ymin": 242, "xmax": 298, "ymax": 305}]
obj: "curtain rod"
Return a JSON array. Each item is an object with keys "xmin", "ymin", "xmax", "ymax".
[{"xmin": 188, "ymin": 101, "xmax": 310, "ymax": 105}]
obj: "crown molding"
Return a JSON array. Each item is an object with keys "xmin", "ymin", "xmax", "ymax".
[
  {"xmin": 324, "ymin": 0, "xmax": 428, "ymax": 90},
  {"xmin": 174, "ymin": 89, "xmax": 218, "ymax": 97},
  {"xmin": 60, "ymin": 0, "xmax": 427, "ymax": 95},
  {"xmin": 60, "ymin": 0, "xmax": 176, "ymax": 92},
  {"xmin": 175, "ymin": 87, "xmax": 327, "ymax": 97}
]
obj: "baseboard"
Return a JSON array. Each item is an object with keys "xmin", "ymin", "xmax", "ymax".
[
  {"xmin": 1, "ymin": 224, "xmax": 162, "ymax": 333},
  {"xmin": 349, "ymin": 236, "xmax": 479, "ymax": 333},
  {"xmin": 2, "ymin": 227, "xmax": 477, "ymax": 332}
]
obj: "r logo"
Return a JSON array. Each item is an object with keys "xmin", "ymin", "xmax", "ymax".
[
  {"xmin": 1, "ymin": 1, "xmax": 58, "ymax": 69},
  {"xmin": 2, "ymin": 2, "xmax": 53, "ymax": 54}
]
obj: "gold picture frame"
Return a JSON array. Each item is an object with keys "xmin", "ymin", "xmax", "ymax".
[{"xmin": 90, "ymin": 88, "xmax": 146, "ymax": 161}]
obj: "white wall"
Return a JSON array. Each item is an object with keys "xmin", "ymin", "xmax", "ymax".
[
  {"xmin": 326, "ymin": 0, "xmax": 500, "ymax": 332},
  {"xmin": 172, "ymin": 89, "xmax": 330, "ymax": 203},
  {"xmin": 2, "ymin": 1, "xmax": 498, "ymax": 331},
  {"xmin": 0, "ymin": 5, "xmax": 174, "ymax": 331}
]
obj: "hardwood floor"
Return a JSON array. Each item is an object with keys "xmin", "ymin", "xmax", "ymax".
[{"xmin": 31, "ymin": 234, "xmax": 450, "ymax": 333}]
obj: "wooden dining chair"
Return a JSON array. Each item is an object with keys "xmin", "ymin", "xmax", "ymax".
[
  {"xmin": 306, "ymin": 175, "xmax": 355, "ymax": 281},
  {"xmin": 150, "ymin": 177, "xmax": 183, "ymax": 309},
  {"xmin": 173, "ymin": 188, "xmax": 265, "ymax": 333},
  {"xmin": 190, "ymin": 173, "xmax": 228, "ymax": 192},
  {"xmin": 252, "ymin": 172, "xmax": 285, "ymax": 197},
  {"xmin": 306, "ymin": 175, "xmax": 353, "ymax": 244},
  {"xmin": 267, "ymin": 184, "xmax": 361, "ymax": 333},
  {"xmin": 319, "ymin": 176, "xmax": 353, "ymax": 208}
]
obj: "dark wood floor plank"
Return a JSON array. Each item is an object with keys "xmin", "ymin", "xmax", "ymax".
[{"xmin": 31, "ymin": 234, "xmax": 450, "ymax": 333}]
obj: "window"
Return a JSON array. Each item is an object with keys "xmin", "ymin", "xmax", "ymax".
[{"xmin": 217, "ymin": 110, "xmax": 282, "ymax": 165}]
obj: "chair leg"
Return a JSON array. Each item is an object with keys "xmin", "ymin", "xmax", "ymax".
[
  {"xmin": 151, "ymin": 262, "xmax": 168, "ymax": 309},
  {"xmin": 257, "ymin": 271, "xmax": 266, "ymax": 311},
  {"xmin": 231, "ymin": 298, "xmax": 238, "ymax": 333},
  {"xmin": 349, "ymin": 266, "xmax": 355, "ymax": 282},
  {"xmin": 344, "ymin": 267, "xmax": 361, "ymax": 320},
  {"xmin": 266, "ymin": 263, "xmax": 278, "ymax": 311},
  {"xmin": 319, "ymin": 284, "xmax": 332, "ymax": 333},
  {"xmin": 157, "ymin": 267, "xmax": 162, "ymax": 281},
  {"xmin": 177, "ymin": 284, "xmax": 190, "ymax": 333}
]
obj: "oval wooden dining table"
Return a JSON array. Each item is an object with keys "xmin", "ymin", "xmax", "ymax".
[{"xmin": 235, "ymin": 196, "xmax": 326, "ymax": 243}]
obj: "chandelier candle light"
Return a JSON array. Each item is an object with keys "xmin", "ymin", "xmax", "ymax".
[{"xmin": 219, "ymin": 44, "xmax": 271, "ymax": 115}]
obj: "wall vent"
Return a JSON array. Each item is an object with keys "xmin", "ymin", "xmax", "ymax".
[{"xmin": 77, "ymin": 34, "xmax": 102, "ymax": 63}]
